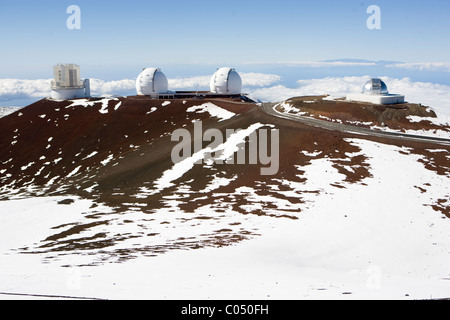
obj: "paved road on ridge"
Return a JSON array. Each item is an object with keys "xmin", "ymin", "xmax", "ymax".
[{"xmin": 261, "ymin": 102, "xmax": 450, "ymax": 146}]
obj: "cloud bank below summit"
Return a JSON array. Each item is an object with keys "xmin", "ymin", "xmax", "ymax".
[
  {"xmin": 0, "ymin": 72, "xmax": 281, "ymax": 99},
  {"xmin": 1, "ymin": 74, "xmax": 450, "ymax": 120},
  {"xmin": 386, "ymin": 62, "xmax": 450, "ymax": 73}
]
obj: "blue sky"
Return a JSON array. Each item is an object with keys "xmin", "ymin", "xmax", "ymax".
[{"xmin": 0, "ymin": 0, "xmax": 449, "ymax": 79}]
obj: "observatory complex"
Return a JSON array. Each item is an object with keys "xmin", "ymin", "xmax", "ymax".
[
  {"xmin": 49, "ymin": 64, "xmax": 250, "ymax": 102},
  {"xmin": 135, "ymin": 67, "xmax": 248, "ymax": 100},
  {"xmin": 346, "ymin": 78, "xmax": 405, "ymax": 105},
  {"xmin": 49, "ymin": 65, "xmax": 406, "ymax": 108},
  {"xmin": 51, "ymin": 64, "xmax": 91, "ymax": 100}
]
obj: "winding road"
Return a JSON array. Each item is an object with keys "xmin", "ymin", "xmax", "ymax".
[{"xmin": 261, "ymin": 102, "xmax": 450, "ymax": 146}]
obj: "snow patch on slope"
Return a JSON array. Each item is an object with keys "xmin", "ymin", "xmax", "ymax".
[
  {"xmin": 66, "ymin": 98, "xmax": 120, "ymax": 115},
  {"xmin": 145, "ymin": 123, "xmax": 266, "ymax": 195},
  {"xmin": 186, "ymin": 103, "xmax": 235, "ymax": 122}
]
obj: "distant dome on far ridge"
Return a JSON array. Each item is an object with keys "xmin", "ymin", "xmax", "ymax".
[{"xmin": 362, "ymin": 78, "xmax": 389, "ymax": 95}]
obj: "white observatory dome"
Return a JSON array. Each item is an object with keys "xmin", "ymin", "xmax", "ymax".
[
  {"xmin": 136, "ymin": 68, "xmax": 168, "ymax": 96},
  {"xmin": 362, "ymin": 78, "xmax": 389, "ymax": 95},
  {"xmin": 210, "ymin": 67, "xmax": 242, "ymax": 95}
]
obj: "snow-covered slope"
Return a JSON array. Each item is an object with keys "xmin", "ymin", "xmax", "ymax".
[{"xmin": 0, "ymin": 96, "xmax": 449, "ymax": 300}]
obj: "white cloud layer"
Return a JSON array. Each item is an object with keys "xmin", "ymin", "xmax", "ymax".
[
  {"xmin": 1, "ymin": 76, "xmax": 450, "ymax": 120},
  {"xmin": 168, "ymin": 75, "xmax": 211, "ymax": 90},
  {"xmin": 241, "ymin": 72, "xmax": 281, "ymax": 87},
  {"xmin": 168, "ymin": 72, "xmax": 281, "ymax": 90},
  {"xmin": 0, "ymin": 72, "xmax": 281, "ymax": 99},
  {"xmin": 0, "ymin": 79, "xmax": 52, "ymax": 99},
  {"xmin": 89, "ymin": 78, "xmax": 135, "ymax": 96},
  {"xmin": 247, "ymin": 76, "xmax": 369, "ymax": 102},
  {"xmin": 386, "ymin": 62, "xmax": 450, "ymax": 72}
]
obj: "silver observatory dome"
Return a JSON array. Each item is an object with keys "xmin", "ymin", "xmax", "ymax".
[{"xmin": 362, "ymin": 78, "xmax": 389, "ymax": 95}]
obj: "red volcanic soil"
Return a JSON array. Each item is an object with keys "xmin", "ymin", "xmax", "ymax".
[
  {"xmin": 0, "ymin": 96, "xmax": 376, "ymax": 207},
  {"xmin": 0, "ymin": 96, "xmax": 449, "ymax": 264},
  {"xmin": 278, "ymin": 95, "xmax": 450, "ymax": 133}
]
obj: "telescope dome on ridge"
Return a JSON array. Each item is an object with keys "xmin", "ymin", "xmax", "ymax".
[
  {"xmin": 346, "ymin": 77, "xmax": 405, "ymax": 105},
  {"xmin": 362, "ymin": 78, "xmax": 389, "ymax": 95},
  {"xmin": 136, "ymin": 68, "xmax": 168, "ymax": 97},
  {"xmin": 210, "ymin": 67, "xmax": 242, "ymax": 95}
]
